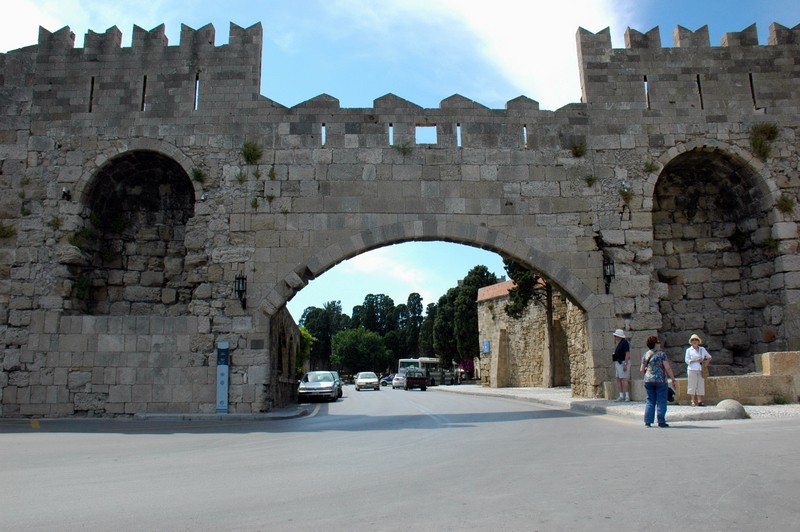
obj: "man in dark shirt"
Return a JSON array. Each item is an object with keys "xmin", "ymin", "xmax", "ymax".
[{"xmin": 612, "ymin": 329, "xmax": 631, "ymax": 401}]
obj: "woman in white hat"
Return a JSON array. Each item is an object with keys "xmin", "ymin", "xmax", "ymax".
[{"xmin": 685, "ymin": 334, "xmax": 712, "ymax": 406}]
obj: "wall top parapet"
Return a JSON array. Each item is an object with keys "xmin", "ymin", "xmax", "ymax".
[
  {"xmin": 31, "ymin": 22, "xmax": 262, "ymax": 55},
  {"xmin": 579, "ymin": 22, "xmax": 800, "ymax": 50}
]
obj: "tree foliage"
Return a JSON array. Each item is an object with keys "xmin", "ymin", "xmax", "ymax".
[
  {"xmin": 331, "ymin": 327, "xmax": 389, "ymax": 373},
  {"xmin": 503, "ymin": 258, "xmax": 544, "ymax": 318},
  {"xmin": 296, "ymin": 326, "xmax": 316, "ymax": 378},
  {"xmin": 300, "ymin": 301, "xmax": 350, "ymax": 369}
]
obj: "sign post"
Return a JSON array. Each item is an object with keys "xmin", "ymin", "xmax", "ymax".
[{"xmin": 216, "ymin": 341, "xmax": 230, "ymax": 414}]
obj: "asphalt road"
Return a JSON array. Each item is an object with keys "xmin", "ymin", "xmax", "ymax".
[{"xmin": 2, "ymin": 385, "xmax": 799, "ymax": 531}]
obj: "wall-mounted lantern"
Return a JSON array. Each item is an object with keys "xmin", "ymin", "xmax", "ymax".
[
  {"xmin": 61, "ymin": 187, "xmax": 71, "ymax": 201},
  {"xmin": 603, "ymin": 257, "xmax": 615, "ymax": 294},
  {"xmin": 234, "ymin": 272, "xmax": 247, "ymax": 309}
]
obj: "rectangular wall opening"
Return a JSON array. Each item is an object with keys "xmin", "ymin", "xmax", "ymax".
[
  {"xmin": 749, "ymin": 73, "xmax": 759, "ymax": 110},
  {"xmin": 321, "ymin": 123, "xmax": 326, "ymax": 146},
  {"xmin": 456, "ymin": 124, "xmax": 462, "ymax": 148},
  {"xmin": 194, "ymin": 73, "xmax": 200, "ymax": 111},
  {"xmin": 141, "ymin": 75, "xmax": 148, "ymax": 112},
  {"xmin": 89, "ymin": 76, "xmax": 95, "ymax": 112},
  {"xmin": 389, "ymin": 123, "xmax": 394, "ymax": 146},
  {"xmin": 643, "ymin": 75, "xmax": 650, "ymax": 110},
  {"xmin": 415, "ymin": 125, "xmax": 437, "ymax": 144},
  {"xmin": 523, "ymin": 125, "xmax": 528, "ymax": 148},
  {"xmin": 696, "ymin": 74, "xmax": 704, "ymax": 110}
]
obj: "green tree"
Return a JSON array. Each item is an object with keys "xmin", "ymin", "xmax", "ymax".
[
  {"xmin": 419, "ymin": 302, "xmax": 437, "ymax": 356},
  {"xmin": 296, "ymin": 326, "xmax": 316, "ymax": 379},
  {"xmin": 300, "ymin": 301, "xmax": 350, "ymax": 369},
  {"xmin": 404, "ymin": 293, "xmax": 424, "ymax": 357},
  {"xmin": 503, "ymin": 258, "xmax": 542, "ymax": 318},
  {"xmin": 351, "ymin": 294, "xmax": 396, "ymax": 336},
  {"xmin": 331, "ymin": 327, "xmax": 389, "ymax": 374},
  {"xmin": 453, "ymin": 265, "xmax": 498, "ymax": 363},
  {"xmin": 433, "ymin": 288, "xmax": 458, "ymax": 368}
]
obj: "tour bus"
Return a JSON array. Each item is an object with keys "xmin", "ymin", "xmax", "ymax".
[{"xmin": 397, "ymin": 357, "xmax": 454, "ymax": 386}]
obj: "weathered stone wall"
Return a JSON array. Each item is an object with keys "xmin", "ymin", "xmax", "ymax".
[
  {"xmin": 1, "ymin": 20, "xmax": 798, "ymax": 415},
  {"xmin": 477, "ymin": 285, "xmax": 589, "ymax": 394}
]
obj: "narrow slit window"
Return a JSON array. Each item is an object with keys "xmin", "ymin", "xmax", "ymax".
[
  {"xmin": 415, "ymin": 125, "xmax": 437, "ymax": 144},
  {"xmin": 696, "ymin": 74, "xmax": 704, "ymax": 110},
  {"xmin": 456, "ymin": 124, "xmax": 462, "ymax": 148},
  {"xmin": 89, "ymin": 76, "xmax": 95, "ymax": 112},
  {"xmin": 643, "ymin": 75, "xmax": 650, "ymax": 110},
  {"xmin": 194, "ymin": 73, "xmax": 200, "ymax": 111},
  {"xmin": 523, "ymin": 125, "xmax": 528, "ymax": 148},
  {"xmin": 389, "ymin": 123, "xmax": 394, "ymax": 146},
  {"xmin": 141, "ymin": 75, "xmax": 148, "ymax": 112},
  {"xmin": 321, "ymin": 123, "xmax": 326, "ymax": 146},
  {"xmin": 749, "ymin": 73, "xmax": 758, "ymax": 110}
]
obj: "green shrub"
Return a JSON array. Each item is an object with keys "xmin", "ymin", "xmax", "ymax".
[
  {"xmin": 48, "ymin": 216, "xmax": 63, "ymax": 230},
  {"xmin": 191, "ymin": 168, "xmax": 206, "ymax": 183},
  {"xmin": 776, "ymin": 194, "xmax": 795, "ymax": 214},
  {"xmin": 0, "ymin": 223, "xmax": 16, "ymax": 238},
  {"xmin": 643, "ymin": 161, "xmax": 659, "ymax": 173},
  {"xmin": 619, "ymin": 187, "xmax": 633, "ymax": 204},
  {"xmin": 242, "ymin": 142, "xmax": 263, "ymax": 164},
  {"xmin": 571, "ymin": 144, "xmax": 586, "ymax": 158},
  {"xmin": 251, "ymin": 197, "xmax": 259, "ymax": 209},
  {"xmin": 585, "ymin": 175, "xmax": 597, "ymax": 186},
  {"xmin": 750, "ymin": 123, "xmax": 779, "ymax": 160}
]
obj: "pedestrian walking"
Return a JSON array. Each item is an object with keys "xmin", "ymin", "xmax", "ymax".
[{"xmin": 612, "ymin": 329, "xmax": 631, "ymax": 401}]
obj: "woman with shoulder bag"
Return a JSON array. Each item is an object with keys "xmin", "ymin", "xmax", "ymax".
[{"xmin": 640, "ymin": 336, "xmax": 677, "ymax": 428}]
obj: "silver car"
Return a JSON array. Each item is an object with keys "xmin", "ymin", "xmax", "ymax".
[
  {"xmin": 392, "ymin": 373, "xmax": 406, "ymax": 389},
  {"xmin": 354, "ymin": 371, "xmax": 380, "ymax": 391},
  {"xmin": 297, "ymin": 371, "xmax": 338, "ymax": 402}
]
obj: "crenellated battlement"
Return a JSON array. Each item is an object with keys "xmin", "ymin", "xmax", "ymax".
[{"xmin": 578, "ymin": 22, "xmax": 800, "ymax": 112}]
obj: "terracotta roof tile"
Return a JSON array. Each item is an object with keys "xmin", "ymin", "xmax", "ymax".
[{"xmin": 477, "ymin": 280, "xmax": 515, "ymax": 302}]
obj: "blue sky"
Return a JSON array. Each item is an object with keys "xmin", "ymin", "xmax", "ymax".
[{"xmin": 3, "ymin": 1, "xmax": 799, "ymax": 317}]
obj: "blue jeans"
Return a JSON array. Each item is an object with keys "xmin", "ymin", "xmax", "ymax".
[{"xmin": 644, "ymin": 381, "xmax": 668, "ymax": 425}]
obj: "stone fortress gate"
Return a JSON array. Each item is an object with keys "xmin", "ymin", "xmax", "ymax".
[{"xmin": 0, "ymin": 20, "xmax": 797, "ymax": 416}]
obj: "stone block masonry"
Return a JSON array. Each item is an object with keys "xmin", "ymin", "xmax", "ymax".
[{"xmin": 0, "ymin": 19, "xmax": 798, "ymax": 416}]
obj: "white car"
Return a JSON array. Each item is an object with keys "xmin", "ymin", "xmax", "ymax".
[
  {"xmin": 354, "ymin": 371, "xmax": 380, "ymax": 391},
  {"xmin": 392, "ymin": 373, "xmax": 406, "ymax": 389}
]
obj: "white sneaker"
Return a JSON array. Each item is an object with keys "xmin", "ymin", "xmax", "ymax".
[
  {"xmin": 615, "ymin": 396, "xmax": 624, "ymax": 402},
  {"xmin": 624, "ymin": 396, "xmax": 631, "ymax": 402}
]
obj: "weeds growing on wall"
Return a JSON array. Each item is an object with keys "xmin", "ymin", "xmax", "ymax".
[
  {"xmin": 571, "ymin": 144, "xmax": 586, "ymax": 157},
  {"xmin": 776, "ymin": 193, "xmax": 795, "ymax": 214},
  {"xmin": 750, "ymin": 123, "xmax": 779, "ymax": 160},
  {"xmin": 0, "ymin": 223, "xmax": 16, "ymax": 238},
  {"xmin": 585, "ymin": 175, "xmax": 597, "ymax": 186},
  {"xmin": 643, "ymin": 160, "xmax": 659, "ymax": 173},
  {"xmin": 242, "ymin": 142, "xmax": 263, "ymax": 164},
  {"xmin": 191, "ymin": 168, "xmax": 206, "ymax": 183}
]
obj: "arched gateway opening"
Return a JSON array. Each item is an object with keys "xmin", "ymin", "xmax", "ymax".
[
  {"xmin": 652, "ymin": 143, "xmax": 782, "ymax": 374},
  {"xmin": 264, "ymin": 224, "xmax": 605, "ymax": 397}
]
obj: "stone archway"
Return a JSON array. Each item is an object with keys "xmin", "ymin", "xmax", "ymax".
[
  {"xmin": 259, "ymin": 220, "xmax": 609, "ymax": 397},
  {"xmin": 652, "ymin": 142, "xmax": 782, "ymax": 374},
  {"xmin": 71, "ymin": 149, "xmax": 196, "ymax": 315}
]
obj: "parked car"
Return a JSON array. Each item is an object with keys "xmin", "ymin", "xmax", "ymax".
[
  {"xmin": 380, "ymin": 373, "xmax": 395, "ymax": 386},
  {"xmin": 297, "ymin": 370, "xmax": 338, "ymax": 402},
  {"xmin": 403, "ymin": 368, "xmax": 427, "ymax": 391},
  {"xmin": 354, "ymin": 371, "xmax": 380, "ymax": 391},
  {"xmin": 330, "ymin": 370, "xmax": 343, "ymax": 398},
  {"xmin": 392, "ymin": 373, "xmax": 406, "ymax": 389}
]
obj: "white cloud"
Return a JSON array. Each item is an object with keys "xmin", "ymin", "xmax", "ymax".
[{"xmin": 325, "ymin": 0, "xmax": 635, "ymax": 109}]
